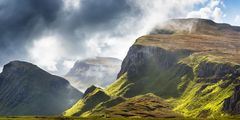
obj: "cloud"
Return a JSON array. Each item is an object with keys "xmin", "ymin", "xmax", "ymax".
[
  {"xmin": 0, "ymin": 67, "xmax": 2, "ymax": 73},
  {"xmin": 29, "ymin": 35, "xmax": 65, "ymax": 71},
  {"xmin": 63, "ymin": 0, "xmax": 80, "ymax": 10},
  {"xmin": 0, "ymin": 0, "xmax": 63, "ymax": 65},
  {"xmin": 63, "ymin": 60, "xmax": 75, "ymax": 69},
  {"xmin": 235, "ymin": 15, "xmax": 240, "ymax": 21},
  {"xmin": 187, "ymin": 0, "xmax": 225, "ymax": 22},
  {"xmin": 233, "ymin": 15, "xmax": 240, "ymax": 25},
  {"xmin": 0, "ymin": 0, "xmax": 212, "ymax": 75}
]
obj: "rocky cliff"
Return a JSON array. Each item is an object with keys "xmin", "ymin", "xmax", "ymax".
[
  {"xmin": 0, "ymin": 61, "xmax": 82, "ymax": 116},
  {"xmin": 65, "ymin": 18, "xmax": 240, "ymax": 118}
]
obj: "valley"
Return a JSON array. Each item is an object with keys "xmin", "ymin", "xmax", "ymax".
[{"xmin": 1, "ymin": 18, "xmax": 240, "ymax": 119}]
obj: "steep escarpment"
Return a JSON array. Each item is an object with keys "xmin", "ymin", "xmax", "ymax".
[
  {"xmin": 65, "ymin": 18, "xmax": 240, "ymax": 118},
  {"xmin": 107, "ymin": 45, "xmax": 240, "ymax": 117},
  {"xmin": 0, "ymin": 61, "xmax": 82, "ymax": 116},
  {"xmin": 108, "ymin": 45, "xmax": 193, "ymax": 98},
  {"xmin": 173, "ymin": 54, "xmax": 240, "ymax": 117},
  {"xmin": 223, "ymin": 85, "xmax": 240, "ymax": 114}
]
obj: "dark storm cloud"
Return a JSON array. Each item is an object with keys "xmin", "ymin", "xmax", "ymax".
[
  {"xmin": 0, "ymin": 0, "xmax": 63, "ymax": 65},
  {"xmin": 0, "ymin": 0, "xmax": 206, "ymax": 74},
  {"xmin": 56, "ymin": 0, "xmax": 139, "ymax": 56},
  {"xmin": 0, "ymin": 0, "xmax": 141, "ymax": 73},
  {"xmin": 58, "ymin": 0, "xmax": 138, "ymax": 39},
  {"xmin": 70, "ymin": 0, "xmax": 132, "ymax": 28}
]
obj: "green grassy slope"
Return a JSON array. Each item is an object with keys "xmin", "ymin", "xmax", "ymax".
[
  {"xmin": 64, "ymin": 86, "xmax": 111, "ymax": 116},
  {"xmin": 0, "ymin": 61, "xmax": 83, "ymax": 115},
  {"xmin": 104, "ymin": 93, "xmax": 182, "ymax": 118},
  {"xmin": 104, "ymin": 50, "xmax": 239, "ymax": 118},
  {"xmin": 64, "ymin": 19, "xmax": 240, "ymax": 118}
]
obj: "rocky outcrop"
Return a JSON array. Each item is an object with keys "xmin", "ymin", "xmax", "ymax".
[
  {"xmin": 197, "ymin": 63, "xmax": 238, "ymax": 78},
  {"xmin": 0, "ymin": 61, "xmax": 82, "ymax": 116},
  {"xmin": 223, "ymin": 85, "xmax": 240, "ymax": 114},
  {"xmin": 195, "ymin": 62, "xmax": 240, "ymax": 83}
]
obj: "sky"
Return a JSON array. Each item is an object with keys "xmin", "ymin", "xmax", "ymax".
[{"xmin": 0, "ymin": 0, "xmax": 239, "ymax": 75}]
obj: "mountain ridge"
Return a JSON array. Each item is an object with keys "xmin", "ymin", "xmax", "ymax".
[
  {"xmin": 151, "ymin": 18, "xmax": 240, "ymax": 36},
  {"xmin": 65, "ymin": 57, "xmax": 122, "ymax": 92},
  {"xmin": 65, "ymin": 18, "xmax": 240, "ymax": 118}
]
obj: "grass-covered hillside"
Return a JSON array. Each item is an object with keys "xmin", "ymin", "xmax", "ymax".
[
  {"xmin": 64, "ymin": 18, "xmax": 240, "ymax": 119},
  {"xmin": 0, "ymin": 61, "xmax": 83, "ymax": 116}
]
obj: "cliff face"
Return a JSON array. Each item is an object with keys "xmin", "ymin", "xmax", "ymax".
[
  {"xmin": 0, "ymin": 61, "xmax": 82, "ymax": 116},
  {"xmin": 115, "ymin": 45, "xmax": 192, "ymax": 98},
  {"xmin": 65, "ymin": 18, "xmax": 240, "ymax": 118},
  {"xmin": 223, "ymin": 85, "xmax": 240, "ymax": 114}
]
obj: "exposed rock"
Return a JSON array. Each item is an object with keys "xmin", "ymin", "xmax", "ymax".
[
  {"xmin": 197, "ymin": 62, "xmax": 236, "ymax": 78},
  {"xmin": 194, "ymin": 62, "xmax": 240, "ymax": 84},
  {"xmin": 116, "ymin": 45, "xmax": 193, "ymax": 98},
  {"xmin": 223, "ymin": 85, "xmax": 240, "ymax": 114}
]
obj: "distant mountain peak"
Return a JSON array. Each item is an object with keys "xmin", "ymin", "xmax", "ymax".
[
  {"xmin": 65, "ymin": 57, "xmax": 122, "ymax": 91},
  {"xmin": 0, "ymin": 61, "xmax": 82, "ymax": 115},
  {"xmin": 170, "ymin": 18, "xmax": 216, "ymax": 24},
  {"xmin": 74, "ymin": 57, "xmax": 122, "ymax": 66}
]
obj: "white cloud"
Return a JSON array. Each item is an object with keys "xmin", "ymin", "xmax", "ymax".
[
  {"xmin": 0, "ymin": 67, "xmax": 2, "ymax": 73},
  {"xmin": 131, "ymin": 0, "xmax": 207, "ymax": 33},
  {"xmin": 29, "ymin": 35, "xmax": 65, "ymax": 72},
  {"xmin": 84, "ymin": 34, "xmax": 135, "ymax": 59},
  {"xmin": 187, "ymin": 0, "xmax": 224, "ymax": 22},
  {"xmin": 209, "ymin": 0, "xmax": 220, "ymax": 8},
  {"xmin": 97, "ymin": 0, "xmax": 208, "ymax": 59},
  {"xmin": 63, "ymin": 0, "xmax": 81, "ymax": 10},
  {"xmin": 235, "ymin": 15, "xmax": 240, "ymax": 23},
  {"xmin": 27, "ymin": 0, "xmax": 211, "ymax": 75},
  {"xmin": 232, "ymin": 15, "xmax": 240, "ymax": 26},
  {"xmin": 63, "ymin": 60, "xmax": 75, "ymax": 69},
  {"xmin": 213, "ymin": 7, "xmax": 223, "ymax": 21}
]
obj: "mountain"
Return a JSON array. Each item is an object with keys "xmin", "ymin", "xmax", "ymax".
[
  {"xmin": 65, "ymin": 57, "xmax": 122, "ymax": 91},
  {"xmin": 0, "ymin": 61, "xmax": 82, "ymax": 116},
  {"xmin": 64, "ymin": 18, "xmax": 240, "ymax": 118}
]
